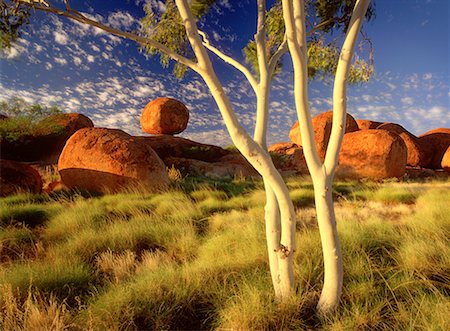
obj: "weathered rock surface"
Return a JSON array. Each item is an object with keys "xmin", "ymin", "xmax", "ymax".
[
  {"xmin": 0, "ymin": 113, "xmax": 94, "ymax": 164},
  {"xmin": 441, "ymin": 146, "xmax": 450, "ymax": 173},
  {"xmin": 289, "ymin": 111, "xmax": 359, "ymax": 160},
  {"xmin": 140, "ymin": 97, "xmax": 189, "ymax": 135},
  {"xmin": 377, "ymin": 122, "xmax": 429, "ymax": 167},
  {"xmin": 165, "ymin": 154, "xmax": 257, "ymax": 178},
  {"xmin": 136, "ymin": 135, "xmax": 228, "ymax": 163},
  {"xmin": 0, "ymin": 159, "xmax": 42, "ymax": 196},
  {"xmin": 356, "ymin": 119, "xmax": 383, "ymax": 130},
  {"xmin": 268, "ymin": 142, "xmax": 308, "ymax": 175},
  {"xmin": 419, "ymin": 128, "xmax": 450, "ymax": 169},
  {"xmin": 58, "ymin": 128, "xmax": 168, "ymax": 193},
  {"xmin": 337, "ymin": 130, "xmax": 407, "ymax": 180}
]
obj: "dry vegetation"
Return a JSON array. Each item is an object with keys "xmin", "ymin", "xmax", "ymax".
[{"xmin": 0, "ymin": 176, "xmax": 449, "ymax": 330}]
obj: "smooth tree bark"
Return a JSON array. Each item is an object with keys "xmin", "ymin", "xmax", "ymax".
[{"xmin": 281, "ymin": 0, "xmax": 371, "ymax": 313}]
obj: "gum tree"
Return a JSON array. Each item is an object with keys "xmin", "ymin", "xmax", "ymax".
[{"xmin": 2, "ymin": 0, "xmax": 372, "ymax": 314}]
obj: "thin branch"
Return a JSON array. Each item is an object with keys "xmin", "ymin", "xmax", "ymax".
[
  {"xmin": 268, "ymin": 36, "xmax": 288, "ymax": 77},
  {"xmin": 18, "ymin": 1, "xmax": 199, "ymax": 72},
  {"xmin": 198, "ymin": 30, "xmax": 258, "ymax": 93}
]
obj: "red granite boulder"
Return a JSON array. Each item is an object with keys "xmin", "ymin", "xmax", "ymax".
[
  {"xmin": 289, "ymin": 111, "xmax": 359, "ymax": 160},
  {"xmin": 337, "ymin": 130, "xmax": 407, "ymax": 180},
  {"xmin": 268, "ymin": 142, "xmax": 308, "ymax": 175},
  {"xmin": 58, "ymin": 128, "xmax": 168, "ymax": 193},
  {"xmin": 377, "ymin": 122, "xmax": 429, "ymax": 167},
  {"xmin": 0, "ymin": 159, "xmax": 42, "ymax": 196},
  {"xmin": 140, "ymin": 97, "xmax": 189, "ymax": 135},
  {"xmin": 419, "ymin": 128, "xmax": 450, "ymax": 169},
  {"xmin": 356, "ymin": 119, "xmax": 383, "ymax": 130}
]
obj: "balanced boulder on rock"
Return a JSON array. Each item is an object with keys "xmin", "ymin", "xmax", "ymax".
[
  {"xmin": 58, "ymin": 128, "xmax": 168, "ymax": 193},
  {"xmin": 337, "ymin": 130, "xmax": 407, "ymax": 180},
  {"xmin": 140, "ymin": 97, "xmax": 189, "ymax": 135},
  {"xmin": 0, "ymin": 159, "xmax": 42, "ymax": 196},
  {"xmin": 289, "ymin": 110, "xmax": 359, "ymax": 160}
]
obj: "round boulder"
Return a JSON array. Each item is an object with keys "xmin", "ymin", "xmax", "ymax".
[
  {"xmin": 419, "ymin": 128, "xmax": 450, "ymax": 169},
  {"xmin": 337, "ymin": 130, "xmax": 407, "ymax": 180},
  {"xmin": 356, "ymin": 119, "xmax": 383, "ymax": 130},
  {"xmin": 377, "ymin": 122, "xmax": 429, "ymax": 167},
  {"xmin": 141, "ymin": 97, "xmax": 189, "ymax": 135},
  {"xmin": 289, "ymin": 111, "xmax": 359, "ymax": 160},
  {"xmin": 58, "ymin": 128, "xmax": 169, "ymax": 193},
  {"xmin": 0, "ymin": 159, "xmax": 42, "ymax": 196}
]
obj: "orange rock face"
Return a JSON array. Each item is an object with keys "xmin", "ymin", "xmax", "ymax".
[
  {"xmin": 0, "ymin": 159, "xmax": 42, "ymax": 196},
  {"xmin": 419, "ymin": 128, "xmax": 450, "ymax": 169},
  {"xmin": 58, "ymin": 128, "xmax": 168, "ymax": 193},
  {"xmin": 289, "ymin": 111, "xmax": 359, "ymax": 160},
  {"xmin": 377, "ymin": 123, "xmax": 429, "ymax": 167},
  {"xmin": 337, "ymin": 130, "xmax": 407, "ymax": 180},
  {"xmin": 356, "ymin": 119, "xmax": 383, "ymax": 130},
  {"xmin": 268, "ymin": 142, "xmax": 308, "ymax": 175},
  {"xmin": 141, "ymin": 97, "xmax": 189, "ymax": 135},
  {"xmin": 441, "ymin": 146, "xmax": 450, "ymax": 173}
]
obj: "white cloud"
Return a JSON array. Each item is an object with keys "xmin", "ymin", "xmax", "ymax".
[
  {"xmin": 401, "ymin": 97, "xmax": 414, "ymax": 105},
  {"xmin": 54, "ymin": 31, "xmax": 69, "ymax": 45},
  {"xmin": 87, "ymin": 55, "xmax": 95, "ymax": 63},
  {"xmin": 107, "ymin": 12, "xmax": 137, "ymax": 29},
  {"xmin": 54, "ymin": 57, "xmax": 68, "ymax": 65},
  {"xmin": 73, "ymin": 56, "xmax": 82, "ymax": 66}
]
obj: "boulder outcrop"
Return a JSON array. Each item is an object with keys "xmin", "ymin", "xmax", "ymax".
[
  {"xmin": 337, "ymin": 130, "xmax": 407, "ymax": 180},
  {"xmin": 377, "ymin": 122, "xmax": 429, "ymax": 167},
  {"xmin": 58, "ymin": 128, "xmax": 168, "ymax": 193},
  {"xmin": 419, "ymin": 128, "xmax": 450, "ymax": 169},
  {"xmin": 136, "ymin": 135, "xmax": 228, "ymax": 163},
  {"xmin": 0, "ymin": 159, "xmax": 42, "ymax": 196},
  {"xmin": 268, "ymin": 142, "xmax": 308, "ymax": 175},
  {"xmin": 0, "ymin": 113, "xmax": 94, "ymax": 164},
  {"xmin": 140, "ymin": 97, "xmax": 189, "ymax": 135},
  {"xmin": 289, "ymin": 111, "xmax": 359, "ymax": 160},
  {"xmin": 441, "ymin": 146, "xmax": 450, "ymax": 173},
  {"xmin": 356, "ymin": 119, "xmax": 383, "ymax": 130}
]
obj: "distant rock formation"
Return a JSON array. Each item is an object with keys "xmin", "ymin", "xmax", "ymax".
[
  {"xmin": 0, "ymin": 159, "xmax": 42, "ymax": 196},
  {"xmin": 289, "ymin": 110, "xmax": 359, "ymax": 160},
  {"xmin": 0, "ymin": 113, "xmax": 93, "ymax": 164},
  {"xmin": 337, "ymin": 130, "xmax": 407, "ymax": 180},
  {"xmin": 58, "ymin": 128, "xmax": 168, "ymax": 193},
  {"xmin": 140, "ymin": 97, "xmax": 189, "ymax": 135}
]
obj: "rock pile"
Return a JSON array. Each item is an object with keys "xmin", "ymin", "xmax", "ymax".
[{"xmin": 0, "ymin": 159, "xmax": 42, "ymax": 196}]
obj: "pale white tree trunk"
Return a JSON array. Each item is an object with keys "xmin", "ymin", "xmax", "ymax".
[
  {"xmin": 175, "ymin": 0, "xmax": 297, "ymax": 299},
  {"xmin": 282, "ymin": 0, "xmax": 370, "ymax": 314}
]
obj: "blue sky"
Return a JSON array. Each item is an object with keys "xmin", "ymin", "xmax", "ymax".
[{"xmin": 0, "ymin": 0, "xmax": 448, "ymax": 146}]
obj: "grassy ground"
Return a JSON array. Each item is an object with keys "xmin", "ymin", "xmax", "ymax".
[{"xmin": 0, "ymin": 176, "xmax": 449, "ymax": 330}]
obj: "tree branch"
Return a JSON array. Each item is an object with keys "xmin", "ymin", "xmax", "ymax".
[
  {"xmin": 268, "ymin": 36, "xmax": 288, "ymax": 77},
  {"xmin": 198, "ymin": 30, "xmax": 258, "ymax": 93},
  {"xmin": 17, "ymin": 1, "xmax": 199, "ymax": 72}
]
